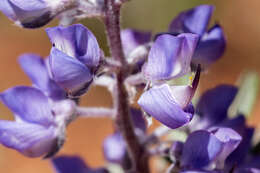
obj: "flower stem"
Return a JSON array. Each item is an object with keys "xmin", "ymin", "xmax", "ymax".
[
  {"xmin": 76, "ymin": 107, "xmax": 115, "ymax": 118},
  {"xmin": 103, "ymin": 0, "xmax": 149, "ymax": 172}
]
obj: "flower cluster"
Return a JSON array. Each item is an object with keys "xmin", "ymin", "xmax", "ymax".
[
  {"xmin": 0, "ymin": 1, "xmax": 259, "ymax": 173},
  {"xmin": 0, "ymin": 23, "xmax": 102, "ymax": 159}
]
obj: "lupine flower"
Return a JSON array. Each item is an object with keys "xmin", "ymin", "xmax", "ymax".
[
  {"xmin": 193, "ymin": 85, "xmax": 238, "ymax": 130},
  {"xmin": 191, "ymin": 24, "xmax": 226, "ymax": 68},
  {"xmin": 103, "ymin": 108, "xmax": 146, "ymax": 165},
  {"xmin": 234, "ymin": 168, "xmax": 260, "ymax": 173},
  {"xmin": 169, "ymin": 5, "xmax": 226, "ymax": 68},
  {"xmin": 169, "ymin": 5, "xmax": 214, "ymax": 36},
  {"xmin": 0, "ymin": 86, "xmax": 76, "ymax": 157},
  {"xmin": 180, "ymin": 127, "xmax": 241, "ymax": 170},
  {"xmin": 208, "ymin": 127, "xmax": 242, "ymax": 169},
  {"xmin": 138, "ymin": 66, "xmax": 200, "ymax": 129},
  {"xmin": 235, "ymin": 156, "xmax": 260, "ymax": 173},
  {"xmin": 0, "ymin": 0, "xmax": 76, "ymax": 28},
  {"xmin": 189, "ymin": 85, "xmax": 257, "ymax": 172},
  {"xmin": 169, "ymin": 141, "xmax": 184, "ymax": 160},
  {"xmin": 103, "ymin": 132, "xmax": 128, "ymax": 165},
  {"xmin": 19, "ymin": 53, "xmax": 66, "ymax": 100},
  {"xmin": 46, "ymin": 24, "xmax": 101, "ymax": 97},
  {"xmin": 225, "ymin": 125, "xmax": 254, "ymax": 172},
  {"xmin": 180, "ymin": 171, "xmax": 222, "ymax": 173},
  {"xmin": 121, "ymin": 29, "xmax": 151, "ymax": 72},
  {"xmin": 52, "ymin": 155, "xmax": 108, "ymax": 173},
  {"xmin": 142, "ymin": 33, "xmax": 198, "ymax": 83},
  {"xmin": 121, "ymin": 29, "xmax": 151, "ymax": 56}
]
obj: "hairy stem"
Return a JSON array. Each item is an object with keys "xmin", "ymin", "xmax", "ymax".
[
  {"xmin": 76, "ymin": 107, "xmax": 115, "ymax": 118},
  {"xmin": 104, "ymin": 0, "xmax": 149, "ymax": 172}
]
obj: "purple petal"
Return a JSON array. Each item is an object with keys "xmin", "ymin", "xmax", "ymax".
[
  {"xmin": 121, "ymin": 29, "xmax": 151, "ymax": 55},
  {"xmin": 138, "ymin": 84, "xmax": 194, "ymax": 129},
  {"xmin": 0, "ymin": 86, "xmax": 53, "ymax": 126},
  {"xmin": 103, "ymin": 132, "xmax": 126, "ymax": 164},
  {"xmin": 130, "ymin": 108, "xmax": 146, "ymax": 132},
  {"xmin": 219, "ymin": 118, "xmax": 252, "ymax": 172},
  {"xmin": 50, "ymin": 47, "xmax": 93, "ymax": 96},
  {"xmin": 226, "ymin": 127, "xmax": 254, "ymax": 171},
  {"xmin": 19, "ymin": 54, "xmax": 66, "ymax": 100},
  {"xmin": 52, "ymin": 155, "xmax": 108, "ymax": 173},
  {"xmin": 209, "ymin": 127, "xmax": 242, "ymax": 168},
  {"xmin": 180, "ymin": 171, "xmax": 222, "ymax": 173},
  {"xmin": 0, "ymin": 0, "xmax": 16, "ymax": 20},
  {"xmin": 170, "ymin": 141, "xmax": 184, "ymax": 159},
  {"xmin": 196, "ymin": 85, "xmax": 238, "ymax": 128},
  {"xmin": 142, "ymin": 33, "xmax": 198, "ymax": 82},
  {"xmin": 241, "ymin": 156, "xmax": 260, "ymax": 170},
  {"xmin": 9, "ymin": 0, "xmax": 46, "ymax": 11},
  {"xmin": 219, "ymin": 115, "xmax": 246, "ymax": 134},
  {"xmin": 0, "ymin": 120, "xmax": 56, "ymax": 157},
  {"xmin": 52, "ymin": 156, "xmax": 88, "ymax": 173},
  {"xmin": 235, "ymin": 168, "xmax": 260, "ymax": 173},
  {"xmin": 0, "ymin": 0, "xmax": 53, "ymax": 28},
  {"xmin": 181, "ymin": 130, "xmax": 223, "ymax": 169},
  {"xmin": 192, "ymin": 25, "xmax": 226, "ymax": 68},
  {"xmin": 169, "ymin": 5, "xmax": 214, "ymax": 36},
  {"xmin": 19, "ymin": 54, "xmax": 49, "ymax": 90},
  {"xmin": 46, "ymin": 24, "xmax": 100, "ymax": 68}
]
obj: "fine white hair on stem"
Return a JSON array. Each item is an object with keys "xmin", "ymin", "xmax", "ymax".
[{"xmin": 76, "ymin": 107, "xmax": 115, "ymax": 118}]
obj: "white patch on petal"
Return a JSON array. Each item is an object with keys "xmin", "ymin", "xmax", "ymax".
[
  {"xmin": 52, "ymin": 100, "xmax": 77, "ymax": 126},
  {"xmin": 170, "ymin": 85, "xmax": 192, "ymax": 108},
  {"xmin": 170, "ymin": 61, "xmax": 182, "ymax": 78}
]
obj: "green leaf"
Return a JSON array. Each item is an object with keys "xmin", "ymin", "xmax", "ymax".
[{"xmin": 228, "ymin": 71, "xmax": 259, "ymax": 118}]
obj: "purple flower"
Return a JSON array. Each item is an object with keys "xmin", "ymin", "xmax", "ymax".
[
  {"xmin": 180, "ymin": 171, "xmax": 222, "ymax": 173},
  {"xmin": 52, "ymin": 155, "xmax": 108, "ymax": 173},
  {"xmin": 169, "ymin": 5, "xmax": 226, "ymax": 68},
  {"xmin": 0, "ymin": 0, "xmax": 75, "ymax": 28},
  {"xmin": 138, "ymin": 67, "xmax": 200, "ymax": 129},
  {"xmin": 191, "ymin": 24, "xmax": 226, "ymax": 68},
  {"xmin": 0, "ymin": 86, "xmax": 76, "ymax": 157},
  {"xmin": 208, "ymin": 127, "xmax": 242, "ymax": 169},
  {"xmin": 190, "ymin": 84, "xmax": 256, "ymax": 172},
  {"xmin": 121, "ymin": 29, "xmax": 151, "ymax": 56},
  {"xmin": 103, "ymin": 108, "xmax": 146, "ymax": 165},
  {"xmin": 142, "ymin": 33, "xmax": 198, "ymax": 82},
  {"xmin": 169, "ymin": 5, "xmax": 214, "ymax": 36},
  {"xmin": 180, "ymin": 127, "xmax": 241, "ymax": 170},
  {"xmin": 46, "ymin": 24, "xmax": 101, "ymax": 97},
  {"xmin": 170, "ymin": 141, "xmax": 184, "ymax": 160},
  {"xmin": 19, "ymin": 53, "xmax": 66, "ymax": 100},
  {"xmin": 225, "ymin": 127, "xmax": 254, "ymax": 171},
  {"xmin": 103, "ymin": 132, "xmax": 128, "ymax": 165},
  {"xmin": 234, "ymin": 168, "xmax": 260, "ymax": 173},
  {"xmin": 194, "ymin": 85, "xmax": 238, "ymax": 129}
]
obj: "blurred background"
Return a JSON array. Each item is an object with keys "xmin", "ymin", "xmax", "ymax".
[{"xmin": 0, "ymin": 0, "xmax": 260, "ymax": 172}]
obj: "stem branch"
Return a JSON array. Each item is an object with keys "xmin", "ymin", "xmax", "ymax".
[{"xmin": 76, "ymin": 107, "xmax": 115, "ymax": 118}]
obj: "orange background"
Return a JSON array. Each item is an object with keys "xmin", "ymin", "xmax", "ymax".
[{"xmin": 0, "ymin": 0, "xmax": 260, "ymax": 172}]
